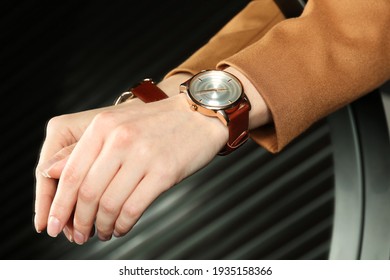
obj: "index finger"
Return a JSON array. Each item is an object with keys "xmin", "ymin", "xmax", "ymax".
[{"xmin": 46, "ymin": 126, "xmax": 104, "ymax": 238}]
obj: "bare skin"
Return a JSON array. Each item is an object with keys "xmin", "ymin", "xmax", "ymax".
[{"xmin": 34, "ymin": 67, "xmax": 271, "ymax": 244}]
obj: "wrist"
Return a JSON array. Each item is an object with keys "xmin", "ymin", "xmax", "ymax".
[
  {"xmin": 157, "ymin": 73, "xmax": 193, "ymax": 97},
  {"xmin": 223, "ymin": 67, "xmax": 272, "ymax": 130},
  {"xmin": 179, "ymin": 70, "xmax": 252, "ymax": 155},
  {"xmin": 171, "ymin": 93, "xmax": 229, "ymax": 152}
]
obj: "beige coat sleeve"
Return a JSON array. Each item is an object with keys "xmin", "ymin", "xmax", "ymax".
[{"xmin": 167, "ymin": 0, "xmax": 390, "ymax": 153}]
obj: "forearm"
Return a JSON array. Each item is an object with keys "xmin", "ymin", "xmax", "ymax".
[
  {"xmin": 219, "ymin": 0, "xmax": 390, "ymax": 152},
  {"xmin": 166, "ymin": 0, "xmax": 390, "ymax": 154}
]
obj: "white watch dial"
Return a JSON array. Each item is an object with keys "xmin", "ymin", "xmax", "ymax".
[{"xmin": 188, "ymin": 70, "xmax": 243, "ymax": 109}]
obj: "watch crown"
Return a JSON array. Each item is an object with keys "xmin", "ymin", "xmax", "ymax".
[{"xmin": 191, "ymin": 104, "xmax": 198, "ymax": 111}]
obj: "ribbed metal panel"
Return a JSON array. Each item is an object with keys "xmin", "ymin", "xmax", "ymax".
[{"xmin": 1, "ymin": 0, "xmax": 335, "ymax": 260}]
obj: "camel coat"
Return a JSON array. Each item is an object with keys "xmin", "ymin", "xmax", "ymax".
[{"xmin": 167, "ymin": 0, "xmax": 390, "ymax": 153}]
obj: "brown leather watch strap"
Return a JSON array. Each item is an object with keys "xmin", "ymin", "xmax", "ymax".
[
  {"xmin": 218, "ymin": 95, "xmax": 251, "ymax": 155},
  {"xmin": 114, "ymin": 78, "xmax": 168, "ymax": 105}
]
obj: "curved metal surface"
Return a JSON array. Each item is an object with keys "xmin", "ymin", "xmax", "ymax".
[
  {"xmin": 354, "ymin": 91, "xmax": 390, "ymax": 259},
  {"xmin": 327, "ymin": 106, "xmax": 364, "ymax": 259},
  {"xmin": 328, "ymin": 91, "xmax": 390, "ymax": 260}
]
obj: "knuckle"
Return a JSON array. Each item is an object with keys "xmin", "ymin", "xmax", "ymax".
[
  {"xmin": 121, "ymin": 203, "xmax": 142, "ymax": 221},
  {"xmin": 61, "ymin": 163, "xmax": 80, "ymax": 185},
  {"xmin": 92, "ymin": 111, "xmax": 117, "ymax": 131},
  {"xmin": 110, "ymin": 125, "xmax": 138, "ymax": 149},
  {"xmin": 99, "ymin": 195, "xmax": 120, "ymax": 216},
  {"xmin": 78, "ymin": 184, "xmax": 98, "ymax": 203},
  {"xmin": 114, "ymin": 220, "xmax": 130, "ymax": 236}
]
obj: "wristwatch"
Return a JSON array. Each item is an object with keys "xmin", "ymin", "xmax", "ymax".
[
  {"xmin": 114, "ymin": 78, "xmax": 168, "ymax": 105},
  {"xmin": 180, "ymin": 70, "xmax": 251, "ymax": 155}
]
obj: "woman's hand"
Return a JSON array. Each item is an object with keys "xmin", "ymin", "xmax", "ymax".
[
  {"xmin": 35, "ymin": 93, "xmax": 228, "ymax": 244},
  {"xmin": 34, "ymin": 73, "xmax": 192, "ymax": 242},
  {"xmin": 34, "ymin": 105, "xmax": 124, "ymax": 241}
]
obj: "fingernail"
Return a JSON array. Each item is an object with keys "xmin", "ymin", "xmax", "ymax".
[
  {"xmin": 73, "ymin": 230, "xmax": 85, "ymax": 245},
  {"xmin": 113, "ymin": 230, "xmax": 121, "ymax": 238},
  {"xmin": 38, "ymin": 158, "xmax": 57, "ymax": 174},
  {"xmin": 98, "ymin": 232, "xmax": 112, "ymax": 241},
  {"xmin": 38, "ymin": 158, "xmax": 62, "ymax": 178},
  {"xmin": 47, "ymin": 216, "xmax": 61, "ymax": 237},
  {"xmin": 63, "ymin": 227, "xmax": 73, "ymax": 243},
  {"xmin": 34, "ymin": 214, "xmax": 41, "ymax": 233},
  {"xmin": 40, "ymin": 170, "xmax": 52, "ymax": 178}
]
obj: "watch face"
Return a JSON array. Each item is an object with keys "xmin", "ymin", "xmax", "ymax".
[{"xmin": 188, "ymin": 70, "xmax": 243, "ymax": 109}]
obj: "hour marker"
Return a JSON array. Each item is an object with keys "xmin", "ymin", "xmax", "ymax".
[
  {"xmin": 228, "ymin": 100, "xmax": 232, "ymax": 103},
  {"xmin": 198, "ymin": 78, "xmax": 203, "ymax": 81},
  {"xmin": 227, "ymin": 79, "xmax": 232, "ymax": 82}
]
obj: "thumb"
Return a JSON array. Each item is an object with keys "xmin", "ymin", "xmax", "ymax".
[{"xmin": 38, "ymin": 143, "xmax": 76, "ymax": 179}]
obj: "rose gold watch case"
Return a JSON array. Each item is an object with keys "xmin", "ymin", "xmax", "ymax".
[{"xmin": 180, "ymin": 70, "xmax": 245, "ymax": 126}]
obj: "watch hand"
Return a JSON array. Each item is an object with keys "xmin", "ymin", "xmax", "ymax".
[{"xmin": 196, "ymin": 88, "xmax": 228, "ymax": 95}]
